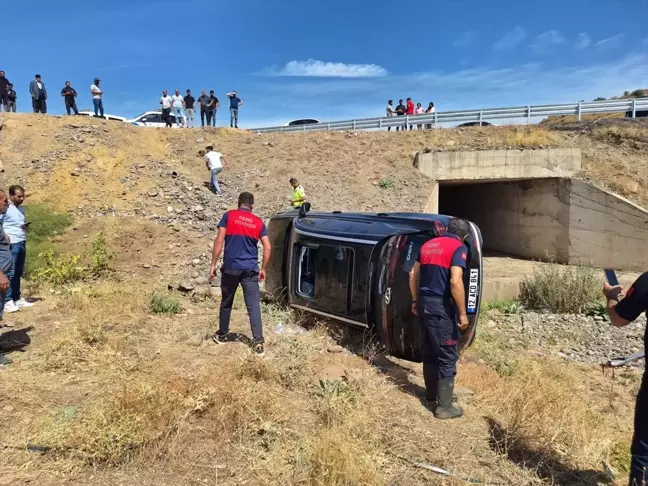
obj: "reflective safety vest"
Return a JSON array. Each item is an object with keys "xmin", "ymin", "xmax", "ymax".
[{"xmin": 292, "ymin": 185, "xmax": 306, "ymax": 208}]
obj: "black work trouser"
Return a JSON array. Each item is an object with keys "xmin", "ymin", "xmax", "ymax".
[
  {"xmin": 630, "ymin": 373, "xmax": 648, "ymax": 485},
  {"xmin": 161, "ymin": 108, "xmax": 172, "ymax": 127},
  {"xmin": 200, "ymin": 108, "xmax": 207, "ymax": 126},
  {"xmin": 65, "ymin": 99, "xmax": 78, "ymax": 115},
  {"xmin": 206, "ymin": 109, "xmax": 214, "ymax": 126},
  {"xmin": 33, "ymin": 97, "xmax": 47, "ymax": 114},
  {"xmin": 219, "ymin": 269, "xmax": 264, "ymax": 343},
  {"xmin": 418, "ymin": 296, "xmax": 459, "ymax": 379}
]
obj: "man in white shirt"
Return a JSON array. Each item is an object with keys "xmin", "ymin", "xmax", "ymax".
[
  {"xmin": 203, "ymin": 146, "xmax": 229, "ymax": 195},
  {"xmin": 1, "ymin": 185, "xmax": 34, "ymax": 313},
  {"xmin": 171, "ymin": 89, "xmax": 185, "ymax": 128},
  {"xmin": 90, "ymin": 78, "xmax": 104, "ymax": 117},
  {"xmin": 159, "ymin": 90, "xmax": 173, "ymax": 128},
  {"xmin": 386, "ymin": 99, "xmax": 396, "ymax": 131}
]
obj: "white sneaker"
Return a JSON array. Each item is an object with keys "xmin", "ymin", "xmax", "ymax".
[
  {"xmin": 3, "ymin": 301, "xmax": 20, "ymax": 313},
  {"xmin": 15, "ymin": 299, "xmax": 34, "ymax": 309}
]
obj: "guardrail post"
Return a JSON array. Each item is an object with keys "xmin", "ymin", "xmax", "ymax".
[
  {"xmin": 327, "ymin": 122, "xmax": 331, "ymax": 131},
  {"xmin": 578, "ymin": 101, "xmax": 582, "ymax": 121},
  {"xmin": 379, "ymin": 118, "xmax": 382, "ymax": 129},
  {"xmin": 434, "ymin": 112, "xmax": 438, "ymax": 127},
  {"xmin": 479, "ymin": 110, "xmax": 483, "ymax": 125},
  {"xmin": 406, "ymin": 116, "xmax": 410, "ymax": 131},
  {"xmin": 527, "ymin": 105, "xmax": 531, "ymax": 122},
  {"xmin": 632, "ymin": 99, "xmax": 637, "ymax": 118}
]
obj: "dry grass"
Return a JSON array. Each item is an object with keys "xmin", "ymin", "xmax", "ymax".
[
  {"xmin": 503, "ymin": 127, "xmax": 561, "ymax": 148},
  {"xmin": 591, "ymin": 124, "xmax": 648, "ymax": 143}
]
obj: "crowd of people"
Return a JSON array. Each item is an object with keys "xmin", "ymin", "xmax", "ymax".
[
  {"xmin": 159, "ymin": 89, "xmax": 243, "ymax": 128},
  {"xmin": 0, "ymin": 70, "xmax": 245, "ymax": 129},
  {"xmin": 386, "ymin": 98, "xmax": 436, "ymax": 130}
]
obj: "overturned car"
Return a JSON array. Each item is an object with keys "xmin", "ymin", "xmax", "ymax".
[{"xmin": 265, "ymin": 205, "xmax": 484, "ymax": 362}]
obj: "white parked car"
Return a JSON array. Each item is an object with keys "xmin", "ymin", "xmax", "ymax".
[
  {"xmin": 128, "ymin": 110, "xmax": 183, "ymax": 128},
  {"xmin": 77, "ymin": 110, "xmax": 126, "ymax": 122}
]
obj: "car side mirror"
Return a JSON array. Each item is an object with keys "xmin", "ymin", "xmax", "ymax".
[{"xmin": 298, "ymin": 202, "xmax": 311, "ymax": 217}]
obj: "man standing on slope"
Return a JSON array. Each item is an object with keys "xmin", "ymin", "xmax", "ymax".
[
  {"xmin": 604, "ymin": 274, "xmax": 648, "ymax": 485},
  {"xmin": 0, "ymin": 71, "xmax": 11, "ymax": 112},
  {"xmin": 171, "ymin": 89, "xmax": 185, "ymax": 127},
  {"xmin": 184, "ymin": 89, "xmax": 196, "ymax": 128},
  {"xmin": 160, "ymin": 90, "xmax": 173, "ymax": 128},
  {"xmin": 209, "ymin": 192, "xmax": 271, "ymax": 357},
  {"xmin": 203, "ymin": 145, "xmax": 229, "ymax": 195},
  {"xmin": 289, "ymin": 178, "xmax": 306, "ymax": 208},
  {"xmin": 91, "ymin": 78, "xmax": 104, "ymax": 118},
  {"xmin": 226, "ymin": 90, "xmax": 243, "ymax": 128},
  {"xmin": 29, "ymin": 74, "xmax": 47, "ymax": 114},
  {"xmin": 0, "ymin": 190, "xmax": 15, "ymax": 361},
  {"xmin": 409, "ymin": 217, "xmax": 471, "ymax": 420}
]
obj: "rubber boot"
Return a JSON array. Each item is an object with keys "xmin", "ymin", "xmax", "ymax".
[
  {"xmin": 422, "ymin": 363, "xmax": 439, "ymax": 402},
  {"xmin": 434, "ymin": 378, "xmax": 463, "ymax": 420}
]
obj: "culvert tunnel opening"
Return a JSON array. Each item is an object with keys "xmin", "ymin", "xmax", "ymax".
[{"xmin": 437, "ymin": 178, "xmax": 570, "ymax": 261}]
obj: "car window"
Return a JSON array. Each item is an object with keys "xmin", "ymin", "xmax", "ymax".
[{"xmin": 141, "ymin": 114, "xmax": 160, "ymax": 123}]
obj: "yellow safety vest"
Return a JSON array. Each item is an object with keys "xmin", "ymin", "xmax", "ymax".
[{"xmin": 292, "ymin": 185, "xmax": 306, "ymax": 207}]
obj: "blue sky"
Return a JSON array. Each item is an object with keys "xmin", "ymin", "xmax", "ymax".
[{"xmin": 2, "ymin": 0, "xmax": 647, "ymax": 127}]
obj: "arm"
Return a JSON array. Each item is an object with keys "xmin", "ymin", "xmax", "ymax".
[
  {"xmin": 604, "ymin": 273, "xmax": 648, "ymax": 328},
  {"xmin": 239, "ymin": 100, "xmax": 244, "ymax": 107},
  {"xmin": 221, "ymin": 154, "xmax": 230, "ymax": 169},
  {"xmin": 450, "ymin": 266, "xmax": 468, "ymax": 329},
  {"xmin": 209, "ymin": 227, "xmax": 227, "ymax": 280},
  {"xmin": 0, "ymin": 271, "xmax": 9, "ymax": 292},
  {"xmin": 259, "ymin": 235, "xmax": 272, "ymax": 280},
  {"xmin": 408, "ymin": 262, "xmax": 420, "ymax": 315}
]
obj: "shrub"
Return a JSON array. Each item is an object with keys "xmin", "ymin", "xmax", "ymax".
[
  {"xmin": 30, "ymin": 249, "xmax": 87, "ymax": 285},
  {"xmin": 24, "ymin": 204, "xmax": 74, "ymax": 276},
  {"xmin": 89, "ymin": 232, "xmax": 114, "ymax": 276},
  {"xmin": 378, "ymin": 179, "xmax": 394, "ymax": 189},
  {"xmin": 483, "ymin": 299, "xmax": 524, "ymax": 314},
  {"xmin": 519, "ymin": 261, "xmax": 600, "ymax": 314},
  {"xmin": 149, "ymin": 292, "xmax": 181, "ymax": 315}
]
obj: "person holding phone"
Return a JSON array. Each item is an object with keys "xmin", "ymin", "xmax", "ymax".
[
  {"xmin": 209, "ymin": 192, "xmax": 271, "ymax": 357},
  {"xmin": 408, "ymin": 217, "xmax": 471, "ymax": 420},
  {"xmin": 0, "ymin": 190, "xmax": 15, "ymax": 354},
  {"xmin": 604, "ymin": 271, "xmax": 648, "ymax": 486},
  {"xmin": 1, "ymin": 185, "xmax": 34, "ymax": 314}
]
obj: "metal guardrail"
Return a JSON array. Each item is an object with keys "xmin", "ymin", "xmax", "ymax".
[{"xmin": 251, "ymin": 98, "xmax": 648, "ymax": 133}]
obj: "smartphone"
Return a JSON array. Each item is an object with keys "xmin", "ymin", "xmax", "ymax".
[
  {"xmin": 604, "ymin": 269, "xmax": 619, "ymax": 286},
  {"xmin": 24, "ymin": 221, "xmax": 32, "ymax": 226}
]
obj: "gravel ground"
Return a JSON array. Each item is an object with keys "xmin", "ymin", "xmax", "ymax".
[{"xmin": 485, "ymin": 311, "xmax": 646, "ymax": 367}]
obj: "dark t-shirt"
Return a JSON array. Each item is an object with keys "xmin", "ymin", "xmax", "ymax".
[
  {"xmin": 615, "ymin": 272, "xmax": 648, "ymax": 358},
  {"xmin": 197, "ymin": 95, "xmax": 211, "ymax": 109},
  {"xmin": 7, "ymin": 89, "xmax": 16, "ymax": 102},
  {"xmin": 184, "ymin": 95, "xmax": 195, "ymax": 109},
  {"xmin": 229, "ymin": 95, "xmax": 241, "ymax": 109},
  {"xmin": 396, "ymin": 104, "xmax": 406, "ymax": 115},
  {"xmin": 61, "ymin": 87, "xmax": 77, "ymax": 99},
  {"xmin": 209, "ymin": 95, "xmax": 219, "ymax": 110}
]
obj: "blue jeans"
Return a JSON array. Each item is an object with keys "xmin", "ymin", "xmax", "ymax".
[
  {"xmin": 210, "ymin": 168, "xmax": 222, "ymax": 194},
  {"xmin": 93, "ymin": 98, "xmax": 104, "ymax": 117},
  {"xmin": 0, "ymin": 268, "xmax": 15, "ymax": 320},
  {"xmin": 230, "ymin": 108, "xmax": 238, "ymax": 127},
  {"xmin": 173, "ymin": 107, "xmax": 184, "ymax": 126},
  {"xmin": 630, "ymin": 374, "xmax": 648, "ymax": 485},
  {"xmin": 6, "ymin": 242, "xmax": 25, "ymax": 303}
]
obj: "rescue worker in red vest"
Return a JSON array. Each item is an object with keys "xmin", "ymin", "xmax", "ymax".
[
  {"xmin": 209, "ymin": 192, "xmax": 272, "ymax": 357},
  {"xmin": 409, "ymin": 217, "xmax": 471, "ymax": 419},
  {"xmin": 604, "ymin": 273, "xmax": 648, "ymax": 485}
]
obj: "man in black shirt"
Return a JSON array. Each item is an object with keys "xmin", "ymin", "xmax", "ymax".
[
  {"xmin": 184, "ymin": 89, "xmax": 196, "ymax": 128},
  {"xmin": 604, "ymin": 273, "xmax": 648, "ymax": 486},
  {"xmin": 208, "ymin": 90, "xmax": 219, "ymax": 127},
  {"xmin": 0, "ymin": 71, "xmax": 10, "ymax": 112},
  {"xmin": 395, "ymin": 99, "xmax": 406, "ymax": 132},
  {"xmin": 6, "ymin": 84, "xmax": 16, "ymax": 112},
  {"xmin": 61, "ymin": 81, "xmax": 79, "ymax": 115}
]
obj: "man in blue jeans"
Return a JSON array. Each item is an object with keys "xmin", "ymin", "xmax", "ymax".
[
  {"xmin": 209, "ymin": 192, "xmax": 271, "ymax": 356},
  {"xmin": 226, "ymin": 90, "xmax": 244, "ymax": 128},
  {"xmin": 91, "ymin": 78, "xmax": 104, "ymax": 118},
  {"xmin": 202, "ymin": 146, "xmax": 229, "ymax": 195},
  {"xmin": 0, "ymin": 189, "xmax": 16, "ymax": 366},
  {"xmin": 1, "ymin": 185, "xmax": 34, "ymax": 314}
]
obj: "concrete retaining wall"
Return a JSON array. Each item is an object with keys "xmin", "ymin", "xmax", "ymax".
[{"xmin": 415, "ymin": 148, "xmax": 581, "ymax": 182}]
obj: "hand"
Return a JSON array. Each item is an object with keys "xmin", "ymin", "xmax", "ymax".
[
  {"xmin": 458, "ymin": 314, "xmax": 469, "ymax": 331},
  {"xmin": 603, "ymin": 283, "xmax": 623, "ymax": 300},
  {"xmin": 209, "ymin": 264, "xmax": 218, "ymax": 282},
  {"xmin": 411, "ymin": 302, "xmax": 417, "ymax": 316},
  {"xmin": 0, "ymin": 272, "xmax": 9, "ymax": 292},
  {"xmin": 259, "ymin": 269, "xmax": 266, "ymax": 281}
]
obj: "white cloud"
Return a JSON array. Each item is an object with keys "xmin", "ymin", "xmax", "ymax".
[
  {"xmin": 530, "ymin": 30, "xmax": 567, "ymax": 53},
  {"xmin": 574, "ymin": 33, "xmax": 591, "ymax": 49},
  {"xmin": 595, "ymin": 33, "xmax": 624, "ymax": 47},
  {"xmin": 267, "ymin": 59, "xmax": 388, "ymax": 78},
  {"xmin": 453, "ymin": 31, "xmax": 475, "ymax": 47},
  {"xmin": 493, "ymin": 26, "xmax": 526, "ymax": 51}
]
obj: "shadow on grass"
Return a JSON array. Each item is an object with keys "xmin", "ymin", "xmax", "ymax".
[
  {"xmin": 485, "ymin": 417, "xmax": 613, "ymax": 486},
  {"xmin": 0, "ymin": 326, "xmax": 34, "ymax": 355}
]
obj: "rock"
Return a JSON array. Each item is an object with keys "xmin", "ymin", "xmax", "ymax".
[
  {"xmin": 208, "ymin": 287, "xmax": 221, "ymax": 299},
  {"xmin": 148, "ymin": 189, "xmax": 159, "ymax": 197},
  {"xmin": 327, "ymin": 344, "xmax": 344, "ymax": 353},
  {"xmin": 186, "ymin": 333, "xmax": 203, "ymax": 347},
  {"xmin": 71, "ymin": 171, "xmax": 80, "ymax": 177},
  {"xmin": 167, "ymin": 206, "xmax": 173, "ymax": 212},
  {"xmin": 192, "ymin": 205, "xmax": 204, "ymax": 212},
  {"xmin": 168, "ymin": 283, "xmax": 179, "ymax": 291},
  {"xmin": 194, "ymin": 276, "xmax": 209, "ymax": 286},
  {"xmin": 446, "ymin": 140, "xmax": 456, "ymax": 147},
  {"xmin": 178, "ymin": 282, "xmax": 195, "ymax": 292},
  {"xmin": 192, "ymin": 259, "xmax": 201, "ymax": 265},
  {"xmin": 142, "ymin": 264, "xmax": 151, "ymax": 269},
  {"xmin": 486, "ymin": 320, "xmax": 497, "ymax": 329}
]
